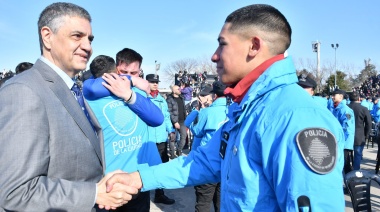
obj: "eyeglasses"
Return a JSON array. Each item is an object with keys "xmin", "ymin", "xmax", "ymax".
[{"xmin": 149, "ymin": 81, "xmax": 159, "ymax": 84}]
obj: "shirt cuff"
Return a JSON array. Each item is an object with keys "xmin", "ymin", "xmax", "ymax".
[
  {"xmin": 94, "ymin": 183, "xmax": 97, "ymax": 206},
  {"xmin": 137, "ymin": 164, "xmax": 156, "ymax": 192}
]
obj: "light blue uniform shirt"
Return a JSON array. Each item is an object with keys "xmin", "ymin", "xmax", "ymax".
[{"xmin": 138, "ymin": 57, "xmax": 345, "ymax": 211}]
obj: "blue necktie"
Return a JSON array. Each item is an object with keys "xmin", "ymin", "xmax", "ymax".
[{"xmin": 71, "ymin": 83, "xmax": 94, "ymax": 128}]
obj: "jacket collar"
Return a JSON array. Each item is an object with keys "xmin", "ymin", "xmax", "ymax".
[{"xmin": 224, "ymin": 54, "xmax": 284, "ymax": 104}]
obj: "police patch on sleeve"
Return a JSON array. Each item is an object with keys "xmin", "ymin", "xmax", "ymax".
[
  {"xmin": 346, "ymin": 114, "xmax": 351, "ymax": 120},
  {"xmin": 296, "ymin": 128, "xmax": 337, "ymax": 174}
]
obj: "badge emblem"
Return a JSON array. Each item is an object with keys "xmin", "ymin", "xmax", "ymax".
[
  {"xmin": 296, "ymin": 128, "xmax": 337, "ymax": 174},
  {"xmin": 103, "ymin": 99, "xmax": 138, "ymax": 136},
  {"xmin": 299, "ymin": 73, "xmax": 307, "ymax": 82}
]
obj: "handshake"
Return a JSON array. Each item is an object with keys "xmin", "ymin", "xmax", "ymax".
[{"xmin": 96, "ymin": 170, "xmax": 142, "ymax": 210}]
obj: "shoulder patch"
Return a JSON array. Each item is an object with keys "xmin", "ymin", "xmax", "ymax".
[
  {"xmin": 346, "ymin": 114, "xmax": 351, "ymax": 120},
  {"xmin": 296, "ymin": 128, "xmax": 337, "ymax": 174}
]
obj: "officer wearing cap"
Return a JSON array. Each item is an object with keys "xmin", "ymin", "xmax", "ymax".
[
  {"xmin": 184, "ymin": 80, "xmax": 228, "ymax": 212},
  {"xmin": 331, "ymin": 89, "xmax": 355, "ymax": 174},
  {"xmin": 145, "ymin": 73, "xmax": 176, "ymax": 205},
  {"xmin": 297, "ymin": 73, "xmax": 327, "ymax": 107}
]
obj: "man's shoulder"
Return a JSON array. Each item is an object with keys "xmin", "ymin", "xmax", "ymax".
[
  {"xmin": 350, "ymin": 102, "xmax": 368, "ymax": 110},
  {"xmin": 4, "ymin": 68, "xmax": 42, "ymax": 88}
]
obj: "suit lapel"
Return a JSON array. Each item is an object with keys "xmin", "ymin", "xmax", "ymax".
[{"xmin": 35, "ymin": 60, "xmax": 102, "ymax": 163}]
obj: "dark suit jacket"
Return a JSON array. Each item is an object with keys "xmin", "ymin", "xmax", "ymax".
[
  {"xmin": 0, "ymin": 59, "xmax": 104, "ymax": 211},
  {"xmin": 348, "ymin": 102, "xmax": 372, "ymax": 146}
]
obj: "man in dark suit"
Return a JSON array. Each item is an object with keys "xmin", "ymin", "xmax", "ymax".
[
  {"xmin": 348, "ymin": 92, "xmax": 372, "ymax": 170},
  {"xmin": 0, "ymin": 2, "xmax": 136, "ymax": 211}
]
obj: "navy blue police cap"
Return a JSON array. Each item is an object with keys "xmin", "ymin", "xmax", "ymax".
[
  {"xmin": 331, "ymin": 89, "xmax": 346, "ymax": 95},
  {"xmin": 297, "ymin": 74, "xmax": 317, "ymax": 89}
]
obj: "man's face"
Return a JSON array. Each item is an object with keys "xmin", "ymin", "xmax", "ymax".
[
  {"xmin": 149, "ymin": 81, "xmax": 158, "ymax": 91},
  {"xmin": 199, "ymin": 94, "xmax": 213, "ymax": 107},
  {"xmin": 46, "ymin": 16, "xmax": 93, "ymax": 76},
  {"xmin": 332, "ymin": 94, "xmax": 343, "ymax": 103},
  {"xmin": 116, "ymin": 61, "xmax": 141, "ymax": 77},
  {"xmin": 211, "ymin": 23, "xmax": 252, "ymax": 86},
  {"xmin": 172, "ymin": 85, "xmax": 181, "ymax": 95}
]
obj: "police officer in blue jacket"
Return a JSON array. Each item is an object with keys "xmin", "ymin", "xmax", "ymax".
[
  {"xmin": 185, "ymin": 81, "xmax": 228, "ymax": 212},
  {"xmin": 104, "ymin": 4, "xmax": 346, "ymax": 211},
  {"xmin": 331, "ymin": 89, "xmax": 355, "ymax": 174},
  {"xmin": 297, "ymin": 73, "xmax": 328, "ymax": 107},
  {"xmin": 185, "ymin": 85, "xmax": 213, "ymax": 151},
  {"xmin": 146, "ymin": 74, "xmax": 176, "ymax": 205}
]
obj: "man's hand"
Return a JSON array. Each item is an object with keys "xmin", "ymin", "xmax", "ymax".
[
  {"xmin": 106, "ymin": 172, "xmax": 143, "ymax": 193},
  {"xmin": 102, "ymin": 73, "xmax": 132, "ymax": 101},
  {"xmin": 131, "ymin": 76, "xmax": 151, "ymax": 95},
  {"xmin": 170, "ymin": 132, "xmax": 176, "ymax": 141},
  {"xmin": 96, "ymin": 170, "xmax": 139, "ymax": 210},
  {"xmin": 174, "ymin": 122, "xmax": 180, "ymax": 130}
]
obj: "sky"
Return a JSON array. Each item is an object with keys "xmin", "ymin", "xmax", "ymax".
[{"xmin": 0, "ymin": 0, "xmax": 379, "ymax": 88}]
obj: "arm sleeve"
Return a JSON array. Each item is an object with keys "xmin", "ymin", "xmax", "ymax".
[
  {"xmin": 261, "ymin": 108, "xmax": 345, "ymax": 211},
  {"xmin": 83, "ymin": 77, "xmax": 163, "ymax": 127},
  {"xmin": 190, "ymin": 110, "xmax": 207, "ymax": 138},
  {"xmin": 341, "ymin": 109, "xmax": 355, "ymax": 150},
  {"xmin": 127, "ymin": 92, "xmax": 164, "ymax": 127},
  {"xmin": 0, "ymin": 84, "xmax": 96, "ymax": 211},
  {"xmin": 162, "ymin": 101, "xmax": 174, "ymax": 133},
  {"xmin": 184, "ymin": 110, "xmax": 199, "ymax": 128},
  {"xmin": 83, "ymin": 75, "xmax": 133, "ymax": 100},
  {"xmin": 138, "ymin": 128, "xmax": 223, "ymax": 190},
  {"xmin": 167, "ymin": 98, "xmax": 177, "ymax": 124}
]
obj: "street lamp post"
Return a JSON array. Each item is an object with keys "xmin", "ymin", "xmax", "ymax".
[
  {"xmin": 155, "ymin": 60, "xmax": 160, "ymax": 77},
  {"xmin": 312, "ymin": 41, "xmax": 320, "ymax": 92},
  {"xmin": 331, "ymin": 43, "xmax": 339, "ymax": 89}
]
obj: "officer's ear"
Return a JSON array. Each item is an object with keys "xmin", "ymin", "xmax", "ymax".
[{"xmin": 248, "ymin": 36, "xmax": 261, "ymax": 58}]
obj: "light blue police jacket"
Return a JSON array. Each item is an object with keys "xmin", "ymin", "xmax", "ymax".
[
  {"xmin": 184, "ymin": 110, "xmax": 201, "ymax": 149},
  {"xmin": 361, "ymin": 100, "xmax": 370, "ymax": 110},
  {"xmin": 188, "ymin": 97, "xmax": 227, "ymax": 150},
  {"xmin": 327, "ymin": 98, "xmax": 334, "ymax": 112},
  {"xmin": 332, "ymin": 102, "xmax": 355, "ymax": 150},
  {"xmin": 83, "ymin": 78, "xmax": 161, "ymax": 174},
  {"xmin": 147, "ymin": 93, "xmax": 174, "ymax": 143},
  {"xmin": 138, "ymin": 56, "xmax": 345, "ymax": 211},
  {"xmin": 312, "ymin": 96, "xmax": 328, "ymax": 108}
]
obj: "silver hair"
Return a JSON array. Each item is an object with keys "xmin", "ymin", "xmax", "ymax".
[{"xmin": 37, "ymin": 2, "xmax": 91, "ymax": 54}]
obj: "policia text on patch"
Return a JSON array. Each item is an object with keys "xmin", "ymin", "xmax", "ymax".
[{"xmin": 296, "ymin": 128, "xmax": 337, "ymax": 174}]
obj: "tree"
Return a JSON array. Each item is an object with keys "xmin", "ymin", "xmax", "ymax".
[
  {"xmin": 162, "ymin": 58, "xmax": 198, "ymax": 85},
  {"xmin": 323, "ymin": 70, "xmax": 350, "ymax": 94},
  {"xmin": 295, "ymin": 58, "xmax": 330, "ymax": 93},
  {"xmin": 357, "ymin": 58, "xmax": 377, "ymax": 83},
  {"xmin": 162, "ymin": 56, "xmax": 217, "ymax": 85}
]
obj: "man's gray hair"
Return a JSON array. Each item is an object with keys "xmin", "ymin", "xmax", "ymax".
[{"xmin": 37, "ymin": 2, "xmax": 91, "ymax": 54}]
